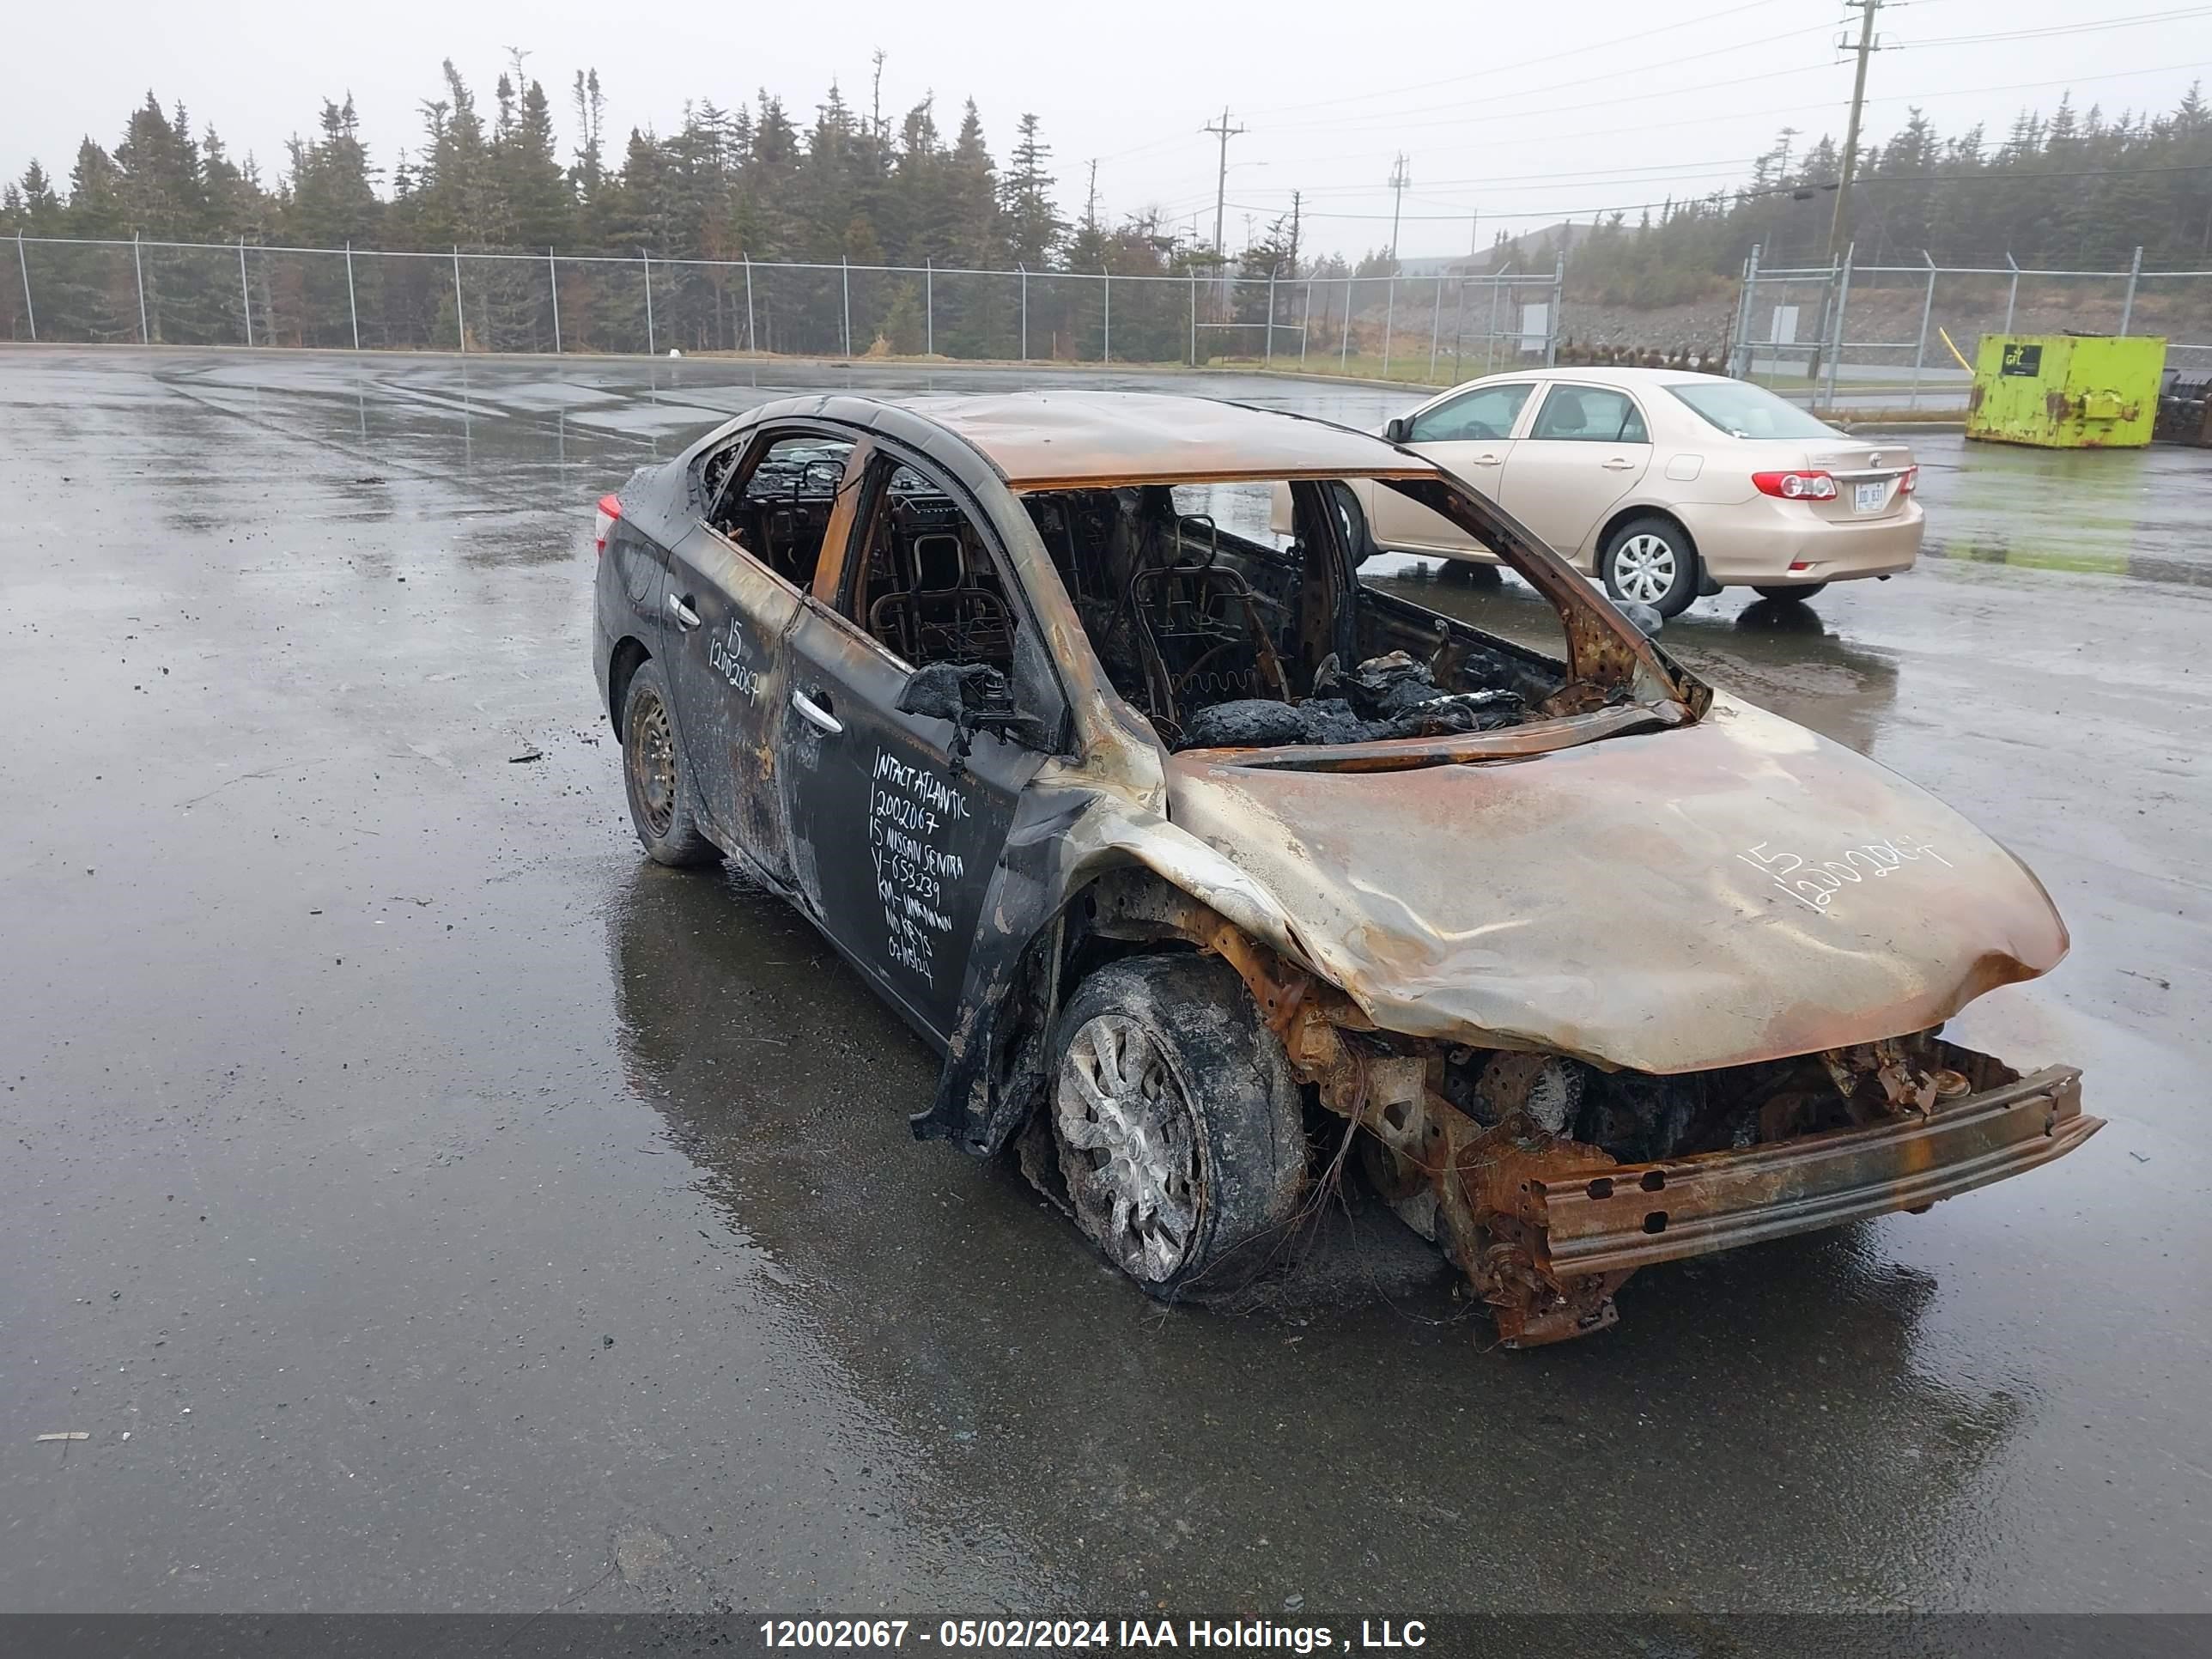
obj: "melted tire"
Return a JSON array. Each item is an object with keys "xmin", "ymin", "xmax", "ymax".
[{"xmin": 1048, "ymin": 954, "xmax": 1308, "ymax": 1301}]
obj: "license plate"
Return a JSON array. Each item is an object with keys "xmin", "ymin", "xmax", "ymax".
[{"xmin": 1855, "ymin": 480, "xmax": 1889, "ymax": 513}]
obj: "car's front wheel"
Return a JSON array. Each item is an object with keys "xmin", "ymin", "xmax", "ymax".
[
  {"xmin": 1601, "ymin": 516, "xmax": 1700, "ymax": 617},
  {"xmin": 1048, "ymin": 954, "xmax": 1308, "ymax": 1299},
  {"xmin": 620, "ymin": 658, "xmax": 722, "ymax": 867}
]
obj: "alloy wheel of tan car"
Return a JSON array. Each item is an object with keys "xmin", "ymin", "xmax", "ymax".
[
  {"xmin": 1608, "ymin": 533, "xmax": 1680, "ymax": 606},
  {"xmin": 1054, "ymin": 1013, "xmax": 1201, "ymax": 1283}
]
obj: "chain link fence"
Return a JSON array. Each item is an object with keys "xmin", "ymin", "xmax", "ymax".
[
  {"xmin": 1730, "ymin": 243, "xmax": 2212, "ymax": 410},
  {"xmin": 3, "ymin": 234, "xmax": 1562, "ymax": 384}
]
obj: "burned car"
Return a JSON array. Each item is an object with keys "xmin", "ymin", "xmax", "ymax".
[{"xmin": 590, "ymin": 391, "xmax": 2097, "ymax": 1346}]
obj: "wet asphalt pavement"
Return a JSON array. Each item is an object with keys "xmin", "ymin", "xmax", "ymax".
[{"xmin": 3, "ymin": 347, "xmax": 2208, "ymax": 1620}]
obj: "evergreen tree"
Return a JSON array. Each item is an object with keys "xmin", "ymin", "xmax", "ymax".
[{"xmin": 1001, "ymin": 112, "xmax": 1061, "ymax": 267}]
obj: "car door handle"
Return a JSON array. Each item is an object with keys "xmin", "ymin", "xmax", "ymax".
[
  {"xmin": 1600, "ymin": 457, "xmax": 1638, "ymax": 471},
  {"xmin": 1468, "ymin": 453, "xmax": 1503, "ymax": 466},
  {"xmin": 791, "ymin": 688, "xmax": 842, "ymax": 735},
  {"xmin": 666, "ymin": 592, "xmax": 702, "ymax": 629}
]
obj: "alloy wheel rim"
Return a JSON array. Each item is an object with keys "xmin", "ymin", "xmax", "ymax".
[
  {"xmin": 629, "ymin": 692, "xmax": 678, "ymax": 839},
  {"xmin": 1055, "ymin": 1014, "xmax": 1200, "ymax": 1282},
  {"xmin": 1613, "ymin": 534, "xmax": 1678, "ymax": 605}
]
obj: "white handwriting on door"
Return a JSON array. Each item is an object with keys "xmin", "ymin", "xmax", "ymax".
[
  {"xmin": 868, "ymin": 748, "xmax": 970, "ymax": 985},
  {"xmin": 708, "ymin": 617, "xmax": 759, "ymax": 698}
]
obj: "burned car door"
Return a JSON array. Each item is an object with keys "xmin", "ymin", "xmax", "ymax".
[
  {"xmin": 776, "ymin": 447, "xmax": 1059, "ymax": 1042},
  {"xmin": 665, "ymin": 427, "xmax": 855, "ymax": 884}
]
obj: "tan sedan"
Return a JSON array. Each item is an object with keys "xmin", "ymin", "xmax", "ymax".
[{"xmin": 1290, "ymin": 367, "xmax": 1923, "ymax": 617}]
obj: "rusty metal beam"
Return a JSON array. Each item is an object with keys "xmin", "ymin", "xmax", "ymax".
[{"xmin": 1536, "ymin": 1067, "xmax": 2099, "ymax": 1277}]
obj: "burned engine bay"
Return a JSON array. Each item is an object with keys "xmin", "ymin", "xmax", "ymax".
[{"xmin": 1023, "ymin": 483, "xmax": 1603, "ymax": 751}]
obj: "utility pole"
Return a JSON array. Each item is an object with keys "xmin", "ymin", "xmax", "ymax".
[
  {"xmin": 1085, "ymin": 159, "xmax": 1099, "ymax": 231},
  {"xmin": 1205, "ymin": 106, "xmax": 1245, "ymax": 258},
  {"xmin": 1387, "ymin": 154, "xmax": 1411, "ymax": 262},
  {"xmin": 1468, "ymin": 207, "xmax": 1480, "ymax": 261},
  {"xmin": 1827, "ymin": 0, "xmax": 1882, "ymax": 262},
  {"xmin": 1287, "ymin": 190, "xmax": 1302, "ymax": 273}
]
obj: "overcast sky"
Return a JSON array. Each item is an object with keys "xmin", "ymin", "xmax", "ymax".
[{"xmin": 7, "ymin": 0, "xmax": 2209, "ymax": 259}]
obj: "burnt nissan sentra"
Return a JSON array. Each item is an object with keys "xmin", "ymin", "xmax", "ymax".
[{"xmin": 589, "ymin": 390, "xmax": 2096, "ymax": 1346}]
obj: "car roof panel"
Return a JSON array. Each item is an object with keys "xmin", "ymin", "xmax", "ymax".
[{"xmin": 869, "ymin": 390, "xmax": 1439, "ymax": 490}]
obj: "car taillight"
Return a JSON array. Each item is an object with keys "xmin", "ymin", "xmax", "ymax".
[
  {"xmin": 1753, "ymin": 470, "xmax": 1838, "ymax": 501},
  {"xmin": 1898, "ymin": 465, "xmax": 1917, "ymax": 495},
  {"xmin": 593, "ymin": 492, "xmax": 623, "ymax": 556}
]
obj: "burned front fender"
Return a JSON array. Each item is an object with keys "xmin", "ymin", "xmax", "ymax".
[{"xmin": 915, "ymin": 761, "xmax": 1349, "ymax": 1154}]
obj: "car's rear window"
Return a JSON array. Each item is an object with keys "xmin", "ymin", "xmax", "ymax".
[{"xmin": 1667, "ymin": 381, "xmax": 1839, "ymax": 441}]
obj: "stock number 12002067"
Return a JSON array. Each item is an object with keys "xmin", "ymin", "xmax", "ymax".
[{"xmin": 762, "ymin": 1620, "xmax": 1118, "ymax": 1649}]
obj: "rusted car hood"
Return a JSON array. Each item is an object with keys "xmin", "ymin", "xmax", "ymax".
[{"xmin": 1162, "ymin": 695, "xmax": 2068, "ymax": 1074}]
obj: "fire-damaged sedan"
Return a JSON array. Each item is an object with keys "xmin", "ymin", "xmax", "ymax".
[{"xmin": 589, "ymin": 391, "xmax": 2096, "ymax": 1346}]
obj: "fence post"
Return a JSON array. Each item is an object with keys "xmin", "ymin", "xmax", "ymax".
[
  {"xmin": 1103, "ymin": 267, "xmax": 1111, "ymax": 364},
  {"xmin": 2003, "ymin": 252, "xmax": 2019, "ymax": 335},
  {"xmin": 1382, "ymin": 276, "xmax": 1395, "ymax": 377},
  {"xmin": 1909, "ymin": 251, "xmax": 1937, "ymax": 410},
  {"xmin": 549, "ymin": 249, "xmax": 561, "ymax": 353},
  {"xmin": 1299, "ymin": 276, "xmax": 1313, "ymax": 365},
  {"xmin": 240, "ymin": 238, "xmax": 254, "ymax": 347},
  {"xmin": 2119, "ymin": 244, "xmax": 2142, "ymax": 336},
  {"xmin": 1019, "ymin": 264, "xmax": 1028, "ymax": 363},
  {"xmin": 743, "ymin": 253, "xmax": 756, "ymax": 354},
  {"xmin": 451, "ymin": 246, "xmax": 465, "ymax": 352},
  {"xmin": 1548, "ymin": 255, "xmax": 1565, "ymax": 367},
  {"xmin": 15, "ymin": 232, "xmax": 33, "ymax": 342},
  {"xmin": 1451, "ymin": 279, "xmax": 1467, "ymax": 380},
  {"xmin": 344, "ymin": 242, "xmax": 360, "ymax": 350},
  {"xmin": 1486, "ymin": 271, "xmax": 1504, "ymax": 374},
  {"xmin": 132, "ymin": 232, "xmax": 149, "ymax": 345},
  {"xmin": 1340, "ymin": 276, "xmax": 1353, "ymax": 368},
  {"xmin": 925, "ymin": 258, "xmax": 933, "ymax": 357},
  {"xmin": 1729, "ymin": 243, "xmax": 1761, "ymax": 378},
  {"xmin": 841, "ymin": 255, "xmax": 852, "ymax": 357},
  {"xmin": 1428, "ymin": 276, "xmax": 1443, "ymax": 380},
  {"xmin": 1822, "ymin": 243, "xmax": 1855, "ymax": 411},
  {"xmin": 1265, "ymin": 264, "xmax": 1277, "ymax": 364},
  {"xmin": 1188, "ymin": 269, "xmax": 1198, "ymax": 367},
  {"xmin": 641, "ymin": 249, "xmax": 654, "ymax": 355}
]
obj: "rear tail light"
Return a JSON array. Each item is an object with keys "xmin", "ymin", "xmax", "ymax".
[
  {"xmin": 593, "ymin": 493, "xmax": 623, "ymax": 556},
  {"xmin": 1898, "ymin": 465, "xmax": 1918, "ymax": 495},
  {"xmin": 1753, "ymin": 470, "xmax": 1838, "ymax": 501}
]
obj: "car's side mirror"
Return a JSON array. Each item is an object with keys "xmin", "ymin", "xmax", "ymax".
[
  {"xmin": 1382, "ymin": 416, "xmax": 1412, "ymax": 445},
  {"xmin": 896, "ymin": 661, "xmax": 1049, "ymax": 769},
  {"xmin": 1615, "ymin": 599, "xmax": 1664, "ymax": 639}
]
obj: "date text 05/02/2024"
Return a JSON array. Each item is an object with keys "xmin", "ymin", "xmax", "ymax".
[{"xmin": 757, "ymin": 1618, "xmax": 1430, "ymax": 1651}]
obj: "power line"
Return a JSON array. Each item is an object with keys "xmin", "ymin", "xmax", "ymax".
[
  {"xmin": 1224, "ymin": 163, "xmax": 2212, "ymax": 226},
  {"xmin": 1261, "ymin": 19, "xmax": 1844, "ymax": 134},
  {"xmin": 1125, "ymin": 60, "xmax": 2212, "ymax": 230},
  {"xmin": 1160, "ymin": 58, "xmax": 2211, "ymax": 190},
  {"xmin": 1235, "ymin": 0, "xmax": 1792, "ymax": 118},
  {"xmin": 1897, "ymin": 5, "xmax": 2212, "ymax": 47}
]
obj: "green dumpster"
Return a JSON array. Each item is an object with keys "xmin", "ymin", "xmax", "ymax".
[{"xmin": 1966, "ymin": 333, "xmax": 2164, "ymax": 448}]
